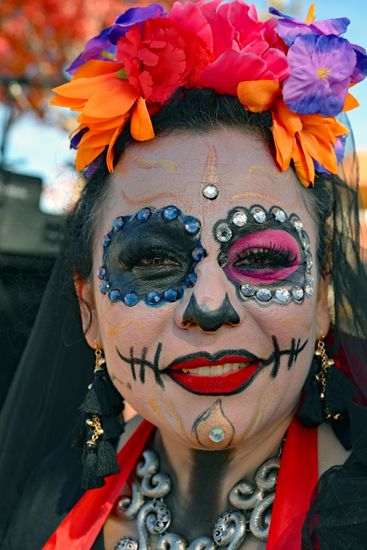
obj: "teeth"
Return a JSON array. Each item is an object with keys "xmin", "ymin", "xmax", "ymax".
[{"xmin": 181, "ymin": 363, "xmax": 248, "ymax": 376}]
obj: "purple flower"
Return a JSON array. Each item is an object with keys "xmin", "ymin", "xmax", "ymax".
[
  {"xmin": 67, "ymin": 4, "xmax": 165, "ymax": 75},
  {"xmin": 350, "ymin": 44, "xmax": 367, "ymax": 83},
  {"xmin": 282, "ymin": 34, "xmax": 356, "ymax": 116},
  {"xmin": 314, "ymin": 135, "xmax": 346, "ymax": 174},
  {"xmin": 269, "ymin": 7, "xmax": 350, "ymax": 47}
]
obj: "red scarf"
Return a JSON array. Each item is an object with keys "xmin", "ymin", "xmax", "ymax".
[{"xmin": 43, "ymin": 417, "xmax": 318, "ymax": 550}]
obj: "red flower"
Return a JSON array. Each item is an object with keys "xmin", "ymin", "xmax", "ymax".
[{"xmin": 116, "ymin": 18, "xmax": 212, "ymax": 105}]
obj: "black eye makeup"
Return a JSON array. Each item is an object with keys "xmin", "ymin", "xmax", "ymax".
[
  {"xmin": 214, "ymin": 205, "xmax": 314, "ymax": 305},
  {"xmin": 98, "ymin": 205, "xmax": 205, "ymax": 307}
]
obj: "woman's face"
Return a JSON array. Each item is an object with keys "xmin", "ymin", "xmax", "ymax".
[{"xmin": 83, "ymin": 127, "xmax": 330, "ymax": 450}]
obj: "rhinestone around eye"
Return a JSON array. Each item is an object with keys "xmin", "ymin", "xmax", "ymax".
[
  {"xmin": 186, "ymin": 272, "xmax": 197, "ymax": 287},
  {"xmin": 99, "ymin": 281, "xmax": 109, "ymax": 294},
  {"xmin": 103, "ymin": 234, "xmax": 111, "ymax": 248},
  {"xmin": 231, "ymin": 209, "xmax": 247, "ymax": 227},
  {"xmin": 162, "ymin": 205, "xmax": 180, "ymax": 220},
  {"xmin": 184, "ymin": 216, "xmax": 201, "ymax": 235},
  {"xmin": 108, "ymin": 289, "xmax": 121, "ymax": 302},
  {"xmin": 145, "ymin": 291, "xmax": 162, "ymax": 305},
  {"xmin": 305, "ymin": 253, "xmax": 314, "ymax": 270},
  {"xmin": 202, "ymin": 184, "xmax": 219, "ymax": 200},
  {"xmin": 192, "ymin": 246, "xmax": 205, "ymax": 261},
  {"xmin": 112, "ymin": 216, "xmax": 124, "ymax": 231},
  {"xmin": 290, "ymin": 215, "xmax": 303, "ymax": 232},
  {"xmin": 123, "ymin": 292, "xmax": 139, "ymax": 307},
  {"xmin": 136, "ymin": 207, "xmax": 151, "ymax": 222},
  {"xmin": 215, "ymin": 222, "xmax": 233, "ymax": 242},
  {"xmin": 305, "ymin": 284, "xmax": 314, "ymax": 298},
  {"xmin": 217, "ymin": 253, "xmax": 228, "ymax": 267},
  {"xmin": 163, "ymin": 288, "xmax": 179, "ymax": 302},
  {"xmin": 292, "ymin": 286, "xmax": 304, "ymax": 302},
  {"xmin": 98, "ymin": 267, "xmax": 106, "ymax": 280},
  {"xmin": 271, "ymin": 207, "xmax": 287, "ymax": 223},
  {"xmin": 240, "ymin": 284, "xmax": 255, "ymax": 298},
  {"xmin": 275, "ymin": 288, "xmax": 291, "ymax": 303},
  {"xmin": 255, "ymin": 288, "xmax": 272, "ymax": 302},
  {"xmin": 251, "ymin": 206, "xmax": 266, "ymax": 223},
  {"xmin": 300, "ymin": 232, "xmax": 310, "ymax": 250}
]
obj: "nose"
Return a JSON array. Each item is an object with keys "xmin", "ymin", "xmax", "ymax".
[
  {"xmin": 181, "ymin": 293, "xmax": 240, "ymax": 332},
  {"xmin": 175, "ymin": 258, "xmax": 241, "ymax": 332}
]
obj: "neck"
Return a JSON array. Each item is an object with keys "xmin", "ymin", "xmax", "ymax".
[{"xmin": 152, "ymin": 412, "xmax": 292, "ymax": 539}]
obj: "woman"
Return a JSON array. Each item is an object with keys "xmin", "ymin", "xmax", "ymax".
[{"xmin": 1, "ymin": 2, "xmax": 367, "ymax": 549}]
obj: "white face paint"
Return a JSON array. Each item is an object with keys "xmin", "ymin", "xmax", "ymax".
[{"xmin": 82, "ymin": 127, "xmax": 330, "ymax": 451}]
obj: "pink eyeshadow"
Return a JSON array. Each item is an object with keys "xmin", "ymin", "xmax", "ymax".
[{"xmin": 223, "ymin": 229, "xmax": 302, "ymax": 285}]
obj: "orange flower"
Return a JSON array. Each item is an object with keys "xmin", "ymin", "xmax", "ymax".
[
  {"xmin": 51, "ymin": 59, "xmax": 154, "ymax": 172},
  {"xmin": 271, "ymin": 100, "xmax": 349, "ymax": 186}
]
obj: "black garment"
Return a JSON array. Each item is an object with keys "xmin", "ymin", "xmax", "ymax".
[{"xmin": 1, "ymin": 439, "xmax": 104, "ymax": 550}]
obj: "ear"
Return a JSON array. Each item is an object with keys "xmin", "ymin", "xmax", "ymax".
[
  {"xmin": 74, "ymin": 273, "xmax": 101, "ymax": 348},
  {"xmin": 316, "ymin": 274, "xmax": 331, "ymax": 338}
]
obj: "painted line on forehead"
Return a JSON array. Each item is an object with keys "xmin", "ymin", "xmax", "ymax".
[
  {"xmin": 202, "ymin": 144, "xmax": 220, "ymax": 185},
  {"xmin": 133, "ymin": 155, "xmax": 180, "ymax": 174},
  {"xmin": 119, "ymin": 188, "xmax": 182, "ymax": 207}
]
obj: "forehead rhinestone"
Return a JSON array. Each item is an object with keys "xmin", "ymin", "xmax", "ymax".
[
  {"xmin": 255, "ymin": 288, "xmax": 272, "ymax": 302},
  {"xmin": 209, "ymin": 427, "xmax": 225, "ymax": 443},
  {"xmin": 163, "ymin": 288, "xmax": 179, "ymax": 302},
  {"xmin": 292, "ymin": 286, "xmax": 304, "ymax": 302},
  {"xmin": 215, "ymin": 222, "xmax": 233, "ymax": 242},
  {"xmin": 112, "ymin": 216, "xmax": 124, "ymax": 231},
  {"xmin": 202, "ymin": 184, "xmax": 219, "ymax": 200},
  {"xmin": 290, "ymin": 215, "xmax": 303, "ymax": 232},
  {"xmin": 108, "ymin": 289, "xmax": 121, "ymax": 302},
  {"xmin": 184, "ymin": 216, "xmax": 201, "ymax": 235},
  {"xmin": 145, "ymin": 291, "xmax": 162, "ymax": 305},
  {"xmin": 123, "ymin": 292, "xmax": 139, "ymax": 307},
  {"xmin": 271, "ymin": 207, "xmax": 287, "ymax": 223},
  {"xmin": 251, "ymin": 206, "xmax": 266, "ymax": 223},
  {"xmin": 305, "ymin": 284, "xmax": 314, "ymax": 298},
  {"xmin": 275, "ymin": 288, "xmax": 291, "ymax": 303},
  {"xmin": 136, "ymin": 207, "xmax": 151, "ymax": 222},
  {"xmin": 231, "ymin": 209, "xmax": 247, "ymax": 227},
  {"xmin": 240, "ymin": 283, "xmax": 255, "ymax": 297},
  {"xmin": 162, "ymin": 205, "xmax": 179, "ymax": 220}
]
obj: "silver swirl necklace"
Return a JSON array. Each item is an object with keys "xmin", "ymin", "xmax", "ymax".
[{"xmin": 114, "ymin": 448, "xmax": 280, "ymax": 550}]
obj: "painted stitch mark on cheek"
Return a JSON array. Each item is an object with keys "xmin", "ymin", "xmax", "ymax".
[
  {"xmin": 116, "ymin": 342, "xmax": 165, "ymax": 388},
  {"xmin": 214, "ymin": 205, "xmax": 315, "ymax": 305},
  {"xmin": 98, "ymin": 205, "xmax": 206, "ymax": 307}
]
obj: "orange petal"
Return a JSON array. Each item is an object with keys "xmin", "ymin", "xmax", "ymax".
[
  {"xmin": 305, "ymin": 3, "xmax": 316, "ymax": 25},
  {"xmin": 130, "ymin": 97, "xmax": 155, "ymax": 141},
  {"xmin": 273, "ymin": 101, "xmax": 302, "ymax": 135},
  {"xmin": 237, "ymin": 80, "xmax": 280, "ymax": 112},
  {"xmin": 271, "ymin": 117, "xmax": 294, "ymax": 171},
  {"xmin": 52, "ymin": 73, "xmax": 118, "ymax": 100},
  {"xmin": 78, "ymin": 114, "xmax": 127, "ymax": 131},
  {"xmin": 74, "ymin": 59, "xmax": 124, "ymax": 79},
  {"xmin": 106, "ymin": 121, "xmax": 129, "ymax": 173},
  {"xmin": 84, "ymin": 83, "xmax": 138, "ymax": 118},
  {"xmin": 51, "ymin": 95, "xmax": 87, "ymax": 110},
  {"xmin": 292, "ymin": 139, "xmax": 315, "ymax": 187},
  {"xmin": 76, "ymin": 145, "xmax": 105, "ymax": 172},
  {"xmin": 343, "ymin": 92, "xmax": 359, "ymax": 112},
  {"xmin": 79, "ymin": 129, "xmax": 115, "ymax": 148}
]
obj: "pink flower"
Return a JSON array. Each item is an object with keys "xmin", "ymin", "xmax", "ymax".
[{"xmin": 117, "ymin": 18, "xmax": 212, "ymax": 104}]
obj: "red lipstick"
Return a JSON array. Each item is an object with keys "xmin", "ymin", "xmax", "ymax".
[{"xmin": 166, "ymin": 353, "xmax": 261, "ymax": 395}]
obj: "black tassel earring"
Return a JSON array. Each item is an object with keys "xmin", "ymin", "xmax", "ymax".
[
  {"xmin": 74, "ymin": 347, "xmax": 125, "ymax": 489},
  {"xmin": 297, "ymin": 336, "xmax": 347, "ymax": 428}
]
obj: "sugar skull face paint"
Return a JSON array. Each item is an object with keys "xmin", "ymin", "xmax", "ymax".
[
  {"xmin": 99, "ymin": 205, "xmax": 205, "ymax": 307},
  {"xmin": 214, "ymin": 205, "xmax": 314, "ymax": 305}
]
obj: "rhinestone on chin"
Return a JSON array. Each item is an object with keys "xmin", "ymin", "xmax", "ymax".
[
  {"xmin": 202, "ymin": 183, "xmax": 219, "ymax": 200},
  {"xmin": 231, "ymin": 209, "xmax": 248, "ymax": 227},
  {"xmin": 215, "ymin": 222, "xmax": 233, "ymax": 242},
  {"xmin": 209, "ymin": 427, "xmax": 225, "ymax": 443},
  {"xmin": 274, "ymin": 288, "xmax": 291, "ymax": 303},
  {"xmin": 255, "ymin": 288, "xmax": 272, "ymax": 302},
  {"xmin": 251, "ymin": 206, "xmax": 266, "ymax": 223},
  {"xmin": 240, "ymin": 283, "xmax": 255, "ymax": 298}
]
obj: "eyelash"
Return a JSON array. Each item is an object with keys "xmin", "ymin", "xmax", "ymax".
[
  {"xmin": 233, "ymin": 244, "xmax": 298, "ymax": 272},
  {"xmin": 120, "ymin": 247, "xmax": 182, "ymax": 269}
]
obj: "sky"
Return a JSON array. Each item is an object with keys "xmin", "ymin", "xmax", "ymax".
[{"xmin": 1, "ymin": 0, "xmax": 366, "ymax": 213}]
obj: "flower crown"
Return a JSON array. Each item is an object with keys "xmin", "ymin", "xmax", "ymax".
[{"xmin": 52, "ymin": 1, "xmax": 367, "ymax": 187}]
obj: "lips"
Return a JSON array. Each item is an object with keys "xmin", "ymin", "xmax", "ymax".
[{"xmin": 166, "ymin": 352, "xmax": 262, "ymax": 395}]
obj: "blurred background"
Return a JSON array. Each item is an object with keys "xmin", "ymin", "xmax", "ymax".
[{"xmin": 1, "ymin": 0, "xmax": 366, "ymax": 409}]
